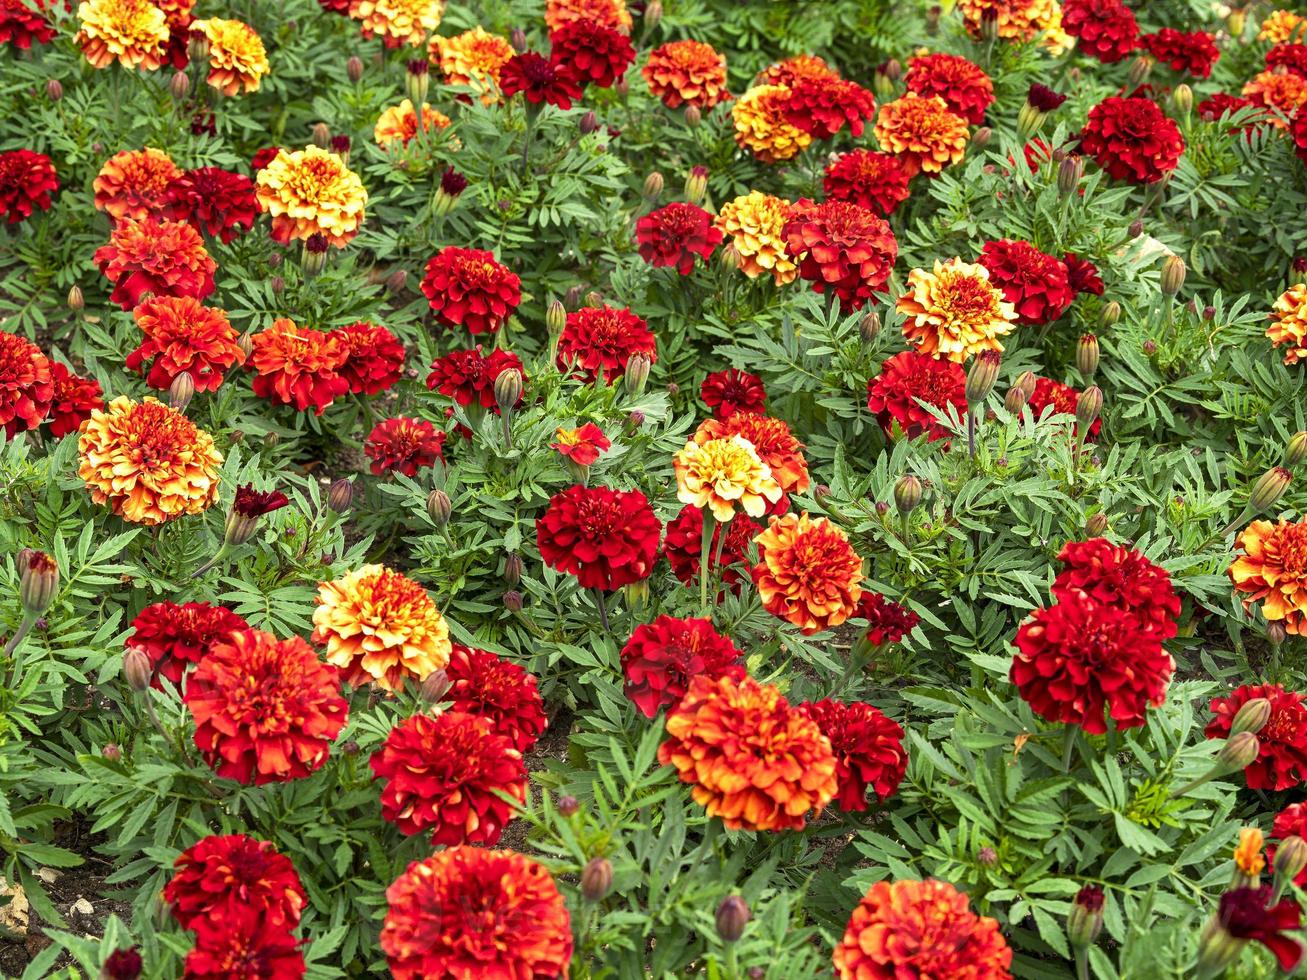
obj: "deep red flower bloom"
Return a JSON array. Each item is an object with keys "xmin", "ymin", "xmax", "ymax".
[
  {"xmin": 556, "ymin": 305, "xmax": 657, "ymax": 383},
  {"xmin": 866, "ymin": 350, "xmax": 966, "ymax": 443},
  {"xmin": 127, "ymin": 601, "xmax": 250, "ymax": 688},
  {"xmin": 1012, "ymin": 588, "xmax": 1173, "ymax": 733},
  {"xmin": 1064, "ymin": 253, "xmax": 1104, "ymax": 296},
  {"xmin": 1207, "ymin": 684, "xmax": 1307, "ymax": 791},
  {"xmin": 164, "ymin": 167, "xmax": 258, "ymax": 243},
  {"xmin": 536, "ymin": 484, "xmax": 661, "ymax": 590},
  {"xmin": 1294, "ymin": 110, "xmax": 1307, "ymax": 166},
  {"xmin": 0, "ymin": 0, "xmax": 57, "ymax": 49},
  {"xmin": 442, "ymin": 644, "xmax": 547, "ymax": 752},
  {"xmin": 426, "ymin": 346, "xmax": 524, "ymax": 409},
  {"xmin": 1061, "ymin": 0, "xmax": 1138, "ymax": 63},
  {"xmin": 782, "ymin": 75, "xmax": 877, "ymax": 140},
  {"xmin": 94, "ymin": 217, "xmax": 216, "ymax": 310},
  {"xmin": 365, "ymin": 417, "xmax": 446, "ymax": 477},
  {"xmin": 904, "ymin": 53, "xmax": 993, "ymax": 125},
  {"xmin": 421, "ymin": 246, "xmax": 522, "ymax": 336},
  {"xmin": 330, "ymin": 321, "xmax": 405, "ymax": 395},
  {"xmin": 250, "ymin": 146, "xmax": 281, "ymax": 171},
  {"xmin": 1271, "ymin": 803, "xmax": 1307, "ymax": 887},
  {"xmin": 856, "ymin": 591, "xmax": 920, "ymax": 646},
  {"xmin": 500, "ymin": 50, "xmax": 583, "ymax": 109},
  {"xmin": 232, "ymin": 484, "xmax": 290, "ymax": 518},
  {"xmin": 1200, "ymin": 92, "xmax": 1258, "ymax": 124},
  {"xmin": 783, "ymin": 198, "xmax": 898, "ymax": 311},
  {"xmin": 1027, "ymin": 83, "xmax": 1068, "ymax": 112},
  {"xmin": 1079, "ymin": 96, "xmax": 1184, "ymax": 184},
  {"xmin": 1052, "ymin": 538, "xmax": 1180, "ymax": 640},
  {"xmin": 440, "ymin": 166, "xmax": 468, "ymax": 196},
  {"xmin": 662, "ymin": 503, "xmax": 761, "ymax": 594},
  {"xmin": 977, "ymin": 239, "xmax": 1074, "ymax": 326},
  {"xmin": 822, "ymin": 149, "xmax": 911, "ymax": 217},
  {"xmin": 46, "ymin": 362, "xmax": 102, "ymax": 438},
  {"xmin": 0, "ymin": 332, "xmax": 53, "ymax": 439},
  {"xmin": 620, "ymin": 615, "xmax": 745, "ymax": 717},
  {"xmin": 1269, "ymin": 43, "xmax": 1307, "ymax": 79},
  {"xmin": 549, "ymin": 18, "xmax": 634, "ymax": 88},
  {"xmin": 799, "ymin": 699, "xmax": 907, "ymax": 810},
  {"xmin": 701, "ymin": 367, "xmax": 766, "ymax": 419},
  {"xmin": 1141, "ymin": 28, "xmax": 1219, "ymax": 79},
  {"xmin": 164, "ymin": 834, "xmax": 306, "ymax": 931},
  {"xmin": 0, "ymin": 149, "xmax": 57, "ymax": 224},
  {"xmin": 1218, "ymin": 887, "xmax": 1304, "ymax": 972},
  {"xmin": 370, "ymin": 711, "xmax": 527, "ymax": 846},
  {"xmin": 636, "ymin": 202, "xmax": 723, "ymax": 275},
  {"xmin": 101, "ymin": 948, "xmax": 142, "ymax": 980},
  {"xmin": 551, "ymin": 422, "xmax": 610, "ymax": 466},
  {"xmin": 184, "ymin": 628, "xmax": 348, "ymax": 785},
  {"xmin": 183, "ymin": 908, "xmax": 306, "ymax": 980},
  {"xmin": 1028, "ymin": 376, "xmax": 1102, "ymax": 439}
]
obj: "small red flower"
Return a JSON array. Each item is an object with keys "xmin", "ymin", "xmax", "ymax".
[
  {"xmin": 101, "ymin": 949, "xmax": 142, "ymax": 980},
  {"xmin": 164, "ymin": 167, "xmax": 259, "ymax": 243},
  {"xmin": 662, "ymin": 503, "xmax": 760, "ymax": 595},
  {"xmin": 1207, "ymin": 684, "xmax": 1307, "ymax": 791},
  {"xmin": 331, "ymin": 321, "xmax": 405, "ymax": 395},
  {"xmin": 1052, "ymin": 538, "xmax": 1180, "ymax": 640},
  {"xmin": 783, "ymin": 198, "xmax": 898, "ymax": 311},
  {"xmin": 421, "ymin": 246, "xmax": 522, "ymax": 336},
  {"xmin": 1200, "ymin": 91, "xmax": 1259, "ymax": 125},
  {"xmin": 0, "ymin": 0, "xmax": 57, "ymax": 49},
  {"xmin": 0, "ymin": 332, "xmax": 53, "ymax": 439},
  {"xmin": 442, "ymin": 644, "xmax": 548, "ymax": 752},
  {"xmin": 536, "ymin": 484, "xmax": 661, "ymax": 590},
  {"xmin": 46, "ymin": 362, "xmax": 102, "ymax": 438},
  {"xmin": 0, "ymin": 149, "xmax": 57, "ymax": 224},
  {"xmin": 1141, "ymin": 28, "xmax": 1219, "ymax": 79},
  {"xmin": 799, "ymin": 699, "xmax": 907, "ymax": 810},
  {"xmin": 701, "ymin": 368, "xmax": 766, "ymax": 419},
  {"xmin": 1064, "ymin": 252, "xmax": 1104, "ymax": 296},
  {"xmin": 781, "ymin": 75, "xmax": 877, "ymax": 140},
  {"xmin": 551, "ymin": 422, "xmax": 610, "ymax": 466},
  {"xmin": 978, "ymin": 239, "xmax": 1074, "ymax": 326},
  {"xmin": 232, "ymin": 484, "xmax": 290, "ymax": 518},
  {"xmin": 127, "ymin": 600, "xmax": 250, "ymax": 687},
  {"xmin": 823, "ymin": 149, "xmax": 911, "ymax": 217},
  {"xmin": 183, "ymin": 908, "xmax": 306, "ymax": 980},
  {"xmin": 866, "ymin": 350, "xmax": 967, "ymax": 443},
  {"xmin": 856, "ymin": 591, "xmax": 920, "ymax": 646},
  {"xmin": 94, "ymin": 217, "xmax": 216, "ymax": 310},
  {"xmin": 556, "ymin": 305, "xmax": 657, "ymax": 383},
  {"xmin": 1217, "ymin": 887, "xmax": 1304, "ymax": 972},
  {"xmin": 636, "ymin": 202, "xmax": 723, "ymax": 275},
  {"xmin": 250, "ymin": 146, "xmax": 281, "ymax": 171},
  {"xmin": 1028, "ymin": 376, "xmax": 1102, "ymax": 439},
  {"xmin": 426, "ymin": 346, "xmax": 525, "ymax": 408},
  {"xmin": 1061, "ymin": 0, "xmax": 1139, "ymax": 63},
  {"xmin": 1271, "ymin": 803, "xmax": 1307, "ymax": 887},
  {"xmin": 164, "ymin": 834, "xmax": 306, "ymax": 931},
  {"xmin": 500, "ymin": 50, "xmax": 583, "ymax": 109},
  {"xmin": 365, "ymin": 417, "xmax": 446, "ymax": 477},
  {"xmin": 1268, "ymin": 43, "xmax": 1307, "ymax": 79},
  {"xmin": 620, "ymin": 615, "xmax": 745, "ymax": 717},
  {"xmin": 549, "ymin": 18, "xmax": 634, "ymax": 88},
  {"xmin": 1079, "ymin": 96, "xmax": 1184, "ymax": 185},
  {"xmin": 904, "ymin": 52, "xmax": 994, "ymax": 125}
]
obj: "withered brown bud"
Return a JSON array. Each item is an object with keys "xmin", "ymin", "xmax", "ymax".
[{"xmin": 347, "ymin": 56, "xmax": 364, "ymax": 82}]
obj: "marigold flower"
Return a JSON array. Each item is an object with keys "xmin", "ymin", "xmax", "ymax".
[
  {"xmin": 621, "ymin": 615, "xmax": 744, "ymax": 718},
  {"xmin": 428, "ymin": 26, "xmax": 513, "ymax": 94},
  {"xmin": 695, "ymin": 413, "xmax": 808, "ymax": 511},
  {"xmin": 364, "ymin": 417, "xmax": 446, "ymax": 477},
  {"xmin": 185, "ymin": 628, "xmax": 347, "ymax": 784},
  {"xmin": 545, "ymin": 0, "xmax": 630, "ymax": 31},
  {"xmin": 732, "ymin": 84, "xmax": 811, "ymax": 163},
  {"xmin": 1243, "ymin": 71, "xmax": 1307, "ymax": 127},
  {"xmin": 127, "ymin": 296, "xmax": 244, "ymax": 392},
  {"xmin": 659, "ymin": 673, "xmax": 837, "ymax": 831},
  {"xmin": 246, "ymin": 319, "xmax": 349, "ymax": 415},
  {"xmin": 1214, "ymin": 886, "xmax": 1305, "ymax": 973},
  {"xmin": 1271, "ymin": 803, "xmax": 1307, "ymax": 886},
  {"xmin": 756, "ymin": 53, "xmax": 838, "ymax": 87},
  {"xmin": 330, "ymin": 321, "xmax": 404, "ymax": 395},
  {"xmin": 781, "ymin": 75, "xmax": 876, "ymax": 140},
  {"xmin": 374, "ymin": 99, "xmax": 451, "ymax": 147},
  {"xmin": 1260, "ymin": 9, "xmax": 1305, "ymax": 43},
  {"xmin": 191, "ymin": 18, "xmax": 267, "ymax": 95},
  {"xmin": 1054, "ymin": 538, "xmax": 1179, "ymax": 638},
  {"xmin": 700, "ymin": 367, "xmax": 766, "ymax": 419},
  {"xmin": 1269, "ymin": 283, "xmax": 1307, "ymax": 364},
  {"xmin": 127, "ymin": 600, "xmax": 249, "ymax": 688},
  {"xmin": 957, "ymin": 0, "xmax": 1058, "ymax": 41},
  {"xmin": 371, "ymin": 711, "xmax": 526, "ymax": 845},
  {"xmin": 800, "ymin": 699, "xmax": 907, "ymax": 810},
  {"xmin": 867, "ymin": 350, "xmax": 966, "ymax": 443},
  {"xmin": 1208, "ymin": 684, "xmax": 1307, "ymax": 790},
  {"xmin": 46, "ymin": 363, "xmax": 102, "ymax": 439},
  {"xmin": 856, "ymin": 591, "xmax": 920, "ymax": 646},
  {"xmin": 834, "ymin": 879, "xmax": 1013, "ymax": 979},
  {"xmin": 636, "ymin": 201, "xmax": 722, "ymax": 274},
  {"xmin": 164, "ymin": 834, "xmax": 305, "ymax": 931},
  {"xmin": 751, "ymin": 511, "xmax": 863, "ymax": 634},
  {"xmin": 1235, "ymin": 827, "xmax": 1266, "ymax": 877},
  {"xmin": 714, "ymin": 192, "xmax": 797, "ymax": 284},
  {"xmin": 1229, "ymin": 519, "xmax": 1307, "ymax": 634},
  {"xmin": 93, "ymin": 148, "xmax": 179, "ymax": 223},
  {"xmin": 823, "ymin": 149, "xmax": 911, "ymax": 217},
  {"xmin": 874, "ymin": 93, "xmax": 969, "ymax": 177},
  {"xmin": 94, "ymin": 216, "xmax": 216, "ymax": 310},
  {"xmin": 663, "ymin": 503, "xmax": 761, "ymax": 595},
  {"xmin": 426, "ymin": 346, "xmax": 524, "ymax": 408},
  {"xmin": 1201, "ymin": 91, "xmax": 1261, "ymax": 127},
  {"xmin": 78, "ymin": 395, "xmax": 221, "ymax": 525},
  {"xmin": 0, "ymin": 0, "xmax": 57, "ymax": 49},
  {"xmin": 674, "ymin": 435, "xmax": 781, "ymax": 523},
  {"xmin": 348, "ymin": 0, "xmax": 443, "ymax": 47},
  {"xmin": 0, "ymin": 332, "xmax": 53, "ymax": 439},
  {"xmin": 1061, "ymin": 0, "xmax": 1138, "ymax": 63},
  {"xmin": 0, "ymin": 149, "xmax": 58, "ymax": 224},
  {"xmin": 381, "ymin": 848, "xmax": 572, "ymax": 980},
  {"xmin": 556, "ymin": 305, "xmax": 656, "ymax": 383},
  {"xmin": 442, "ymin": 644, "xmax": 547, "ymax": 752},
  {"xmin": 183, "ymin": 909, "xmax": 306, "ymax": 980},
  {"xmin": 313, "ymin": 563, "xmax": 452, "ymax": 692},
  {"xmin": 255, "ymin": 146, "xmax": 367, "ymax": 248},
  {"xmin": 536, "ymin": 484, "xmax": 661, "ymax": 590},
  {"xmin": 1064, "ymin": 252, "xmax": 1104, "ymax": 296},
  {"xmin": 644, "ymin": 39, "xmax": 730, "ymax": 109},
  {"xmin": 1079, "ymin": 96, "xmax": 1184, "ymax": 184},
  {"xmin": 1268, "ymin": 42, "xmax": 1307, "ymax": 78},
  {"xmin": 1027, "ymin": 376, "xmax": 1101, "ymax": 439},
  {"xmin": 162, "ymin": 167, "xmax": 258, "ymax": 243},
  {"xmin": 1142, "ymin": 28, "xmax": 1219, "ymax": 78},
  {"xmin": 76, "ymin": 0, "xmax": 169, "ymax": 69},
  {"xmin": 552, "ymin": 422, "xmax": 610, "ymax": 466},
  {"xmin": 783, "ymin": 198, "xmax": 898, "ymax": 310},
  {"xmin": 977, "ymin": 238, "xmax": 1074, "ymax": 327},
  {"xmin": 499, "ymin": 50, "xmax": 583, "ymax": 109},
  {"xmin": 421, "ymin": 246, "xmax": 521, "ymax": 336},
  {"xmin": 550, "ymin": 17, "xmax": 634, "ymax": 88},
  {"xmin": 897, "ymin": 257, "xmax": 1016, "ymax": 362},
  {"xmin": 904, "ymin": 53, "xmax": 993, "ymax": 125}
]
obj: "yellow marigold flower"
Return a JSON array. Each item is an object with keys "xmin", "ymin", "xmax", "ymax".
[
  {"xmin": 374, "ymin": 99, "xmax": 452, "ymax": 148},
  {"xmin": 348, "ymin": 0, "xmax": 444, "ymax": 48},
  {"xmin": 732, "ymin": 84, "xmax": 812, "ymax": 164},
  {"xmin": 428, "ymin": 26, "xmax": 513, "ymax": 99},
  {"xmin": 77, "ymin": 395, "xmax": 222, "ymax": 526},
  {"xmin": 255, "ymin": 146, "xmax": 368, "ymax": 248},
  {"xmin": 750, "ymin": 511, "xmax": 863, "ymax": 635},
  {"xmin": 674, "ymin": 434, "xmax": 782, "ymax": 523},
  {"xmin": 544, "ymin": 0, "xmax": 631, "ymax": 34},
  {"xmin": 1242, "ymin": 70, "xmax": 1307, "ymax": 128},
  {"xmin": 875, "ymin": 94, "xmax": 969, "ymax": 177},
  {"xmin": 957, "ymin": 0, "xmax": 1059, "ymax": 41},
  {"xmin": 313, "ymin": 563, "xmax": 452, "ymax": 692},
  {"xmin": 714, "ymin": 191, "xmax": 797, "ymax": 285},
  {"xmin": 1229, "ymin": 518, "xmax": 1307, "ymax": 635},
  {"xmin": 76, "ymin": 0, "xmax": 169, "ymax": 70},
  {"xmin": 192, "ymin": 18, "xmax": 268, "ymax": 96},
  {"xmin": 897, "ymin": 258, "xmax": 1017, "ymax": 362},
  {"xmin": 1235, "ymin": 827, "xmax": 1266, "ymax": 876},
  {"xmin": 1268, "ymin": 284, "xmax": 1307, "ymax": 365},
  {"xmin": 1042, "ymin": 6, "xmax": 1074, "ymax": 56},
  {"xmin": 1260, "ymin": 9, "xmax": 1305, "ymax": 43}
]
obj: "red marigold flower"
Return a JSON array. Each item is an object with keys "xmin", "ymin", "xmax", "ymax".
[
  {"xmin": 904, "ymin": 52, "xmax": 994, "ymax": 125},
  {"xmin": 93, "ymin": 148, "xmax": 179, "ymax": 223},
  {"xmin": 442, "ymin": 644, "xmax": 547, "ymax": 752},
  {"xmin": 620, "ymin": 614, "xmax": 745, "ymax": 718},
  {"xmin": 1061, "ymin": 0, "xmax": 1138, "ymax": 63},
  {"xmin": 246, "ymin": 318, "xmax": 350, "ymax": 415},
  {"xmin": 556, "ymin": 304, "xmax": 657, "ymax": 383},
  {"xmin": 1064, "ymin": 252, "xmax": 1104, "ymax": 296},
  {"xmin": 370, "ymin": 711, "xmax": 527, "ymax": 846},
  {"xmin": 232, "ymin": 484, "xmax": 289, "ymax": 518},
  {"xmin": 781, "ymin": 75, "xmax": 877, "ymax": 140},
  {"xmin": 551, "ymin": 422, "xmax": 610, "ymax": 466},
  {"xmin": 425, "ymin": 346, "xmax": 524, "ymax": 408},
  {"xmin": 364, "ymin": 417, "xmax": 446, "ymax": 477},
  {"xmin": 783, "ymin": 198, "xmax": 898, "ymax": 311},
  {"xmin": 823, "ymin": 149, "xmax": 911, "ymax": 217},
  {"xmin": 1200, "ymin": 91, "xmax": 1258, "ymax": 124},
  {"xmin": 421, "ymin": 246, "xmax": 521, "ymax": 336},
  {"xmin": 0, "ymin": 0, "xmax": 57, "ymax": 49},
  {"xmin": 1216, "ymin": 886, "xmax": 1305, "ymax": 972},
  {"xmin": 1027, "ymin": 376, "xmax": 1101, "ymax": 439},
  {"xmin": 866, "ymin": 350, "xmax": 967, "ymax": 443},
  {"xmin": 163, "ymin": 166, "xmax": 258, "ymax": 243},
  {"xmin": 381, "ymin": 848, "xmax": 572, "ymax": 980},
  {"xmin": 164, "ymin": 833, "xmax": 305, "ymax": 932},
  {"xmin": 1053, "ymin": 537, "xmax": 1180, "ymax": 640},
  {"xmin": 127, "ymin": 295, "xmax": 245, "ymax": 392},
  {"xmin": 662, "ymin": 503, "xmax": 761, "ymax": 594},
  {"xmin": 1141, "ymin": 27, "xmax": 1219, "ymax": 79},
  {"xmin": 250, "ymin": 146, "xmax": 281, "ymax": 171},
  {"xmin": 101, "ymin": 948, "xmax": 142, "ymax": 980},
  {"xmin": 799, "ymin": 699, "xmax": 907, "ymax": 810},
  {"xmin": 183, "ymin": 908, "xmax": 306, "ymax": 980},
  {"xmin": 756, "ymin": 53, "xmax": 839, "ymax": 88},
  {"xmin": 1269, "ymin": 42, "xmax": 1307, "ymax": 78},
  {"xmin": 834, "ymin": 879, "xmax": 1013, "ymax": 980},
  {"xmin": 642, "ymin": 39, "xmax": 730, "ymax": 109},
  {"xmin": 695, "ymin": 412, "xmax": 809, "ymax": 512},
  {"xmin": 977, "ymin": 238, "xmax": 1074, "ymax": 326},
  {"xmin": 0, "ymin": 149, "xmax": 57, "ymax": 224},
  {"xmin": 127, "ymin": 600, "xmax": 249, "ymax": 688},
  {"xmin": 636, "ymin": 202, "xmax": 723, "ymax": 274},
  {"xmin": 1027, "ymin": 83, "xmax": 1068, "ymax": 112},
  {"xmin": 1011, "ymin": 588, "xmax": 1173, "ymax": 734},
  {"xmin": 329, "ymin": 321, "xmax": 405, "ymax": 395},
  {"xmin": 499, "ymin": 50, "xmax": 583, "ymax": 109},
  {"xmin": 856, "ymin": 591, "xmax": 920, "ymax": 646},
  {"xmin": 1079, "ymin": 96, "xmax": 1184, "ymax": 185},
  {"xmin": 536, "ymin": 484, "xmax": 660, "ymax": 590},
  {"xmin": 701, "ymin": 367, "xmax": 766, "ymax": 419},
  {"xmin": 1270, "ymin": 803, "xmax": 1307, "ymax": 887},
  {"xmin": 752, "ymin": 511, "xmax": 864, "ymax": 634},
  {"xmin": 46, "ymin": 363, "xmax": 103, "ymax": 439},
  {"xmin": 0, "ymin": 332, "xmax": 53, "ymax": 439},
  {"xmin": 184, "ymin": 628, "xmax": 348, "ymax": 785},
  {"xmin": 549, "ymin": 17, "xmax": 634, "ymax": 88},
  {"xmin": 94, "ymin": 217, "xmax": 216, "ymax": 310},
  {"xmin": 1207, "ymin": 684, "xmax": 1307, "ymax": 791}
]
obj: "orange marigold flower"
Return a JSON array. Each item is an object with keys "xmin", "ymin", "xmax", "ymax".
[
  {"xmin": 643, "ymin": 39, "xmax": 730, "ymax": 110},
  {"xmin": 254, "ymin": 145, "xmax": 367, "ymax": 247},
  {"xmin": 756, "ymin": 53, "xmax": 838, "ymax": 87},
  {"xmin": 957, "ymin": 0, "xmax": 1058, "ymax": 42},
  {"xmin": 732, "ymin": 84, "xmax": 812, "ymax": 163},
  {"xmin": 674, "ymin": 434, "xmax": 782, "ymax": 522},
  {"xmin": 695, "ymin": 413, "xmax": 809, "ymax": 508},
  {"xmin": 1230, "ymin": 518, "xmax": 1307, "ymax": 635},
  {"xmin": 77, "ymin": 395, "xmax": 222, "ymax": 525},
  {"xmin": 313, "ymin": 563, "xmax": 452, "ymax": 692},
  {"xmin": 348, "ymin": 0, "xmax": 443, "ymax": 48},
  {"xmin": 0, "ymin": 332, "xmax": 53, "ymax": 439},
  {"xmin": 715, "ymin": 191, "xmax": 798, "ymax": 284},
  {"xmin": 1235, "ymin": 827, "xmax": 1267, "ymax": 876},
  {"xmin": 904, "ymin": 52, "xmax": 994, "ymax": 126},
  {"xmin": 783, "ymin": 198, "xmax": 899, "ymax": 310},
  {"xmin": 875, "ymin": 93, "xmax": 969, "ymax": 177},
  {"xmin": 428, "ymin": 26, "xmax": 513, "ymax": 96},
  {"xmin": 897, "ymin": 257, "xmax": 1017, "ymax": 362},
  {"xmin": 374, "ymin": 99, "xmax": 451, "ymax": 147},
  {"xmin": 46, "ymin": 363, "xmax": 102, "ymax": 439},
  {"xmin": 751, "ymin": 511, "xmax": 863, "ymax": 634},
  {"xmin": 544, "ymin": 0, "xmax": 630, "ymax": 33},
  {"xmin": 1242, "ymin": 70, "xmax": 1307, "ymax": 127},
  {"xmin": 1269, "ymin": 284, "xmax": 1307, "ymax": 364},
  {"xmin": 127, "ymin": 295, "xmax": 245, "ymax": 392},
  {"xmin": 247, "ymin": 318, "xmax": 350, "ymax": 414},
  {"xmin": 552, "ymin": 422, "xmax": 611, "ymax": 467},
  {"xmin": 191, "ymin": 18, "xmax": 268, "ymax": 96},
  {"xmin": 659, "ymin": 673, "xmax": 838, "ymax": 831},
  {"xmin": 76, "ymin": 0, "xmax": 169, "ymax": 69},
  {"xmin": 1261, "ymin": 9, "xmax": 1306, "ymax": 43},
  {"xmin": 93, "ymin": 147, "xmax": 180, "ymax": 222},
  {"xmin": 834, "ymin": 879, "xmax": 1014, "ymax": 980},
  {"xmin": 364, "ymin": 416, "xmax": 446, "ymax": 477},
  {"xmin": 93, "ymin": 216, "xmax": 216, "ymax": 310}
]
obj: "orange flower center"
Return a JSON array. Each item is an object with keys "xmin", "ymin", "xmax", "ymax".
[{"xmin": 936, "ymin": 272, "xmax": 1001, "ymax": 322}]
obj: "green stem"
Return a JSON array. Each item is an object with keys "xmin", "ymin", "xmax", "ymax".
[
  {"xmin": 1074, "ymin": 946, "xmax": 1089, "ymax": 980},
  {"xmin": 592, "ymin": 589, "xmax": 611, "ymax": 634},
  {"xmin": 699, "ymin": 509, "xmax": 717, "ymax": 614}
]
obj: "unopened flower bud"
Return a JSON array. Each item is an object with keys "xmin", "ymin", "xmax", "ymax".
[
  {"xmin": 1268, "ymin": 621, "xmax": 1288, "ymax": 648},
  {"xmin": 1128, "ymin": 218, "xmax": 1144, "ymax": 239},
  {"xmin": 625, "ymin": 353, "xmax": 651, "ymax": 396},
  {"xmin": 19, "ymin": 550, "xmax": 58, "ymax": 615},
  {"xmin": 503, "ymin": 589, "xmax": 523, "ymax": 612},
  {"xmin": 1229, "ymin": 697, "xmax": 1272, "ymax": 737},
  {"xmin": 385, "ymin": 268, "xmax": 408, "ymax": 293},
  {"xmin": 626, "ymin": 410, "xmax": 645, "ymax": 429},
  {"xmin": 557, "ymin": 794, "xmax": 579, "ymax": 816},
  {"xmin": 1076, "ymin": 386, "xmax": 1103, "ymax": 432},
  {"xmin": 894, "ymin": 474, "xmax": 922, "ymax": 515},
  {"xmin": 301, "ymin": 233, "xmax": 329, "ymax": 277},
  {"xmin": 586, "ymin": 290, "xmax": 604, "ymax": 308},
  {"xmin": 546, "ymin": 298, "xmax": 566, "ymax": 334},
  {"xmin": 1160, "ymin": 255, "xmax": 1186, "ymax": 296},
  {"xmin": 1275, "ymin": 836, "xmax": 1307, "ymax": 887},
  {"xmin": 347, "ymin": 55, "xmax": 364, "ymax": 82},
  {"xmin": 1057, "ymin": 156, "xmax": 1082, "ymax": 197},
  {"xmin": 419, "ymin": 669, "xmax": 450, "ymax": 703},
  {"xmin": 503, "ymin": 553, "xmax": 522, "ymax": 586},
  {"xmin": 1227, "ymin": 8, "xmax": 1246, "ymax": 37},
  {"xmin": 237, "ymin": 331, "xmax": 254, "ymax": 360},
  {"xmin": 1127, "ymin": 55, "xmax": 1152, "ymax": 88},
  {"xmin": 1171, "ymin": 83, "xmax": 1193, "ymax": 116},
  {"xmin": 716, "ymin": 896, "xmax": 750, "ymax": 943},
  {"xmin": 1142, "ymin": 338, "xmax": 1157, "ymax": 355},
  {"xmin": 187, "ymin": 32, "xmax": 209, "ymax": 61},
  {"xmin": 1217, "ymin": 731, "xmax": 1260, "ymax": 773},
  {"xmin": 580, "ymin": 110, "xmax": 599, "ymax": 134},
  {"xmin": 644, "ymin": 0, "xmax": 662, "ymax": 29},
  {"xmin": 977, "ymin": 846, "xmax": 998, "ymax": 868},
  {"xmin": 1004, "ymin": 384, "xmax": 1029, "ymax": 414},
  {"xmin": 494, "ymin": 368, "xmax": 524, "ymax": 414},
  {"xmin": 1099, "ymin": 301, "xmax": 1121, "ymax": 329},
  {"xmin": 965, "ymin": 351, "xmax": 1001, "ymax": 406},
  {"xmin": 719, "ymin": 243, "xmax": 742, "ymax": 272},
  {"xmin": 311, "ymin": 122, "xmax": 331, "ymax": 148},
  {"xmin": 1249, "ymin": 466, "xmax": 1292, "ymax": 512},
  {"xmin": 1076, "ymin": 334, "xmax": 1099, "ymax": 379},
  {"xmin": 1086, "ymin": 513, "xmax": 1108, "ymax": 536},
  {"xmin": 581, "ymin": 857, "xmax": 613, "ymax": 901},
  {"xmin": 270, "ymin": 274, "xmax": 285, "ymax": 294},
  {"xmin": 1016, "ymin": 102, "xmax": 1044, "ymax": 139},
  {"xmin": 510, "ymin": 27, "xmax": 527, "ymax": 53},
  {"xmin": 404, "ymin": 60, "xmax": 429, "ymax": 109},
  {"xmin": 625, "ymin": 578, "xmax": 649, "ymax": 612},
  {"xmin": 102, "ymin": 743, "xmax": 122, "ymax": 762},
  {"xmin": 169, "ymin": 71, "xmax": 189, "ymax": 100},
  {"xmin": 1284, "ymin": 431, "xmax": 1307, "ymax": 468},
  {"xmin": 971, "ymin": 126, "xmax": 992, "ymax": 149},
  {"xmin": 168, "ymin": 371, "xmax": 195, "ymax": 412},
  {"xmin": 684, "ymin": 104, "xmax": 701, "ymax": 128},
  {"xmin": 100, "ymin": 946, "xmax": 142, "ymax": 980},
  {"xmin": 925, "ymin": 5, "xmax": 941, "ymax": 35},
  {"xmin": 978, "ymin": 7, "xmax": 997, "ymax": 41},
  {"xmin": 327, "ymin": 478, "xmax": 353, "ymax": 514},
  {"xmin": 642, "ymin": 171, "xmax": 664, "ymax": 201},
  {"xmin": 46, "ymin": 79, "xmax": 62, "ymax": 101},
  {"xmin": 68, "ymin": 285, "xmax": 84, "ymax": 311},
  {"xmin": 1066, "ymin": 885, "xmax": 1104, "ymax": 947},
  {"xmin": 684, "ymin": 165, "xmax": 708, "ymax": 204},
  {"xmin": 123, "ymin": 647, "xmax": 152, "ymax": 692},
  {"xmin": 860, "ymin": 311, "xmax": 880, "ymax": 345},
  {"xmin": 426, "ymin": 489, "xmax": 451, "ymax": 528},
  {"xmin": 1015, "ymin": 370, "xmax": 1037, "ymax": 401}
]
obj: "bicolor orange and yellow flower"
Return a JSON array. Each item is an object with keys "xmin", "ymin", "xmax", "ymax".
[
  {"xmin": 254, "ymin": 146, "xmax": 367, "ymax": 247},
  {"xmin": 673, "ymin": 435, "xmax": 782, "ymax": 522},
  {"xmin": 714, "ymin": 192, "xmax": 797, "ymax": 285},
  {"xmin": 897, "ymin": 257, "xmax": 1017, "ymax": 362}
]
